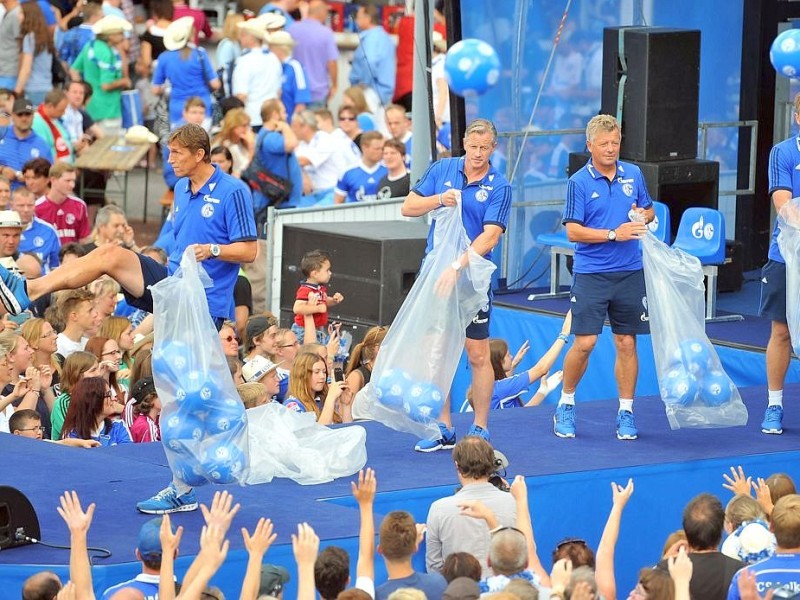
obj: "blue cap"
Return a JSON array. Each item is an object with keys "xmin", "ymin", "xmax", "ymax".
[{"xmin": 137, "ymin": 517, "xmax": 163, "ymax": 558}]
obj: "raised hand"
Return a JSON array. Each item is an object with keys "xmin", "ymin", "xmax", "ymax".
[
  {"xmin": 754, "ymin": 477, "xmax": 774, "ymax": 517},
  {"xmin": 509, "ymin": 475, "xmax": 528, "ymax": 504},
  {"xmin": 160, "ymin": 513, "xmax": 183, "ymax": 557},
  {"xmin": 351, "ymin": 468, "xmax": 376, "ymax": 507},
  {"xmin": 242, "ymin": 517, "xmax": 277, "ymax": 557},
  {"xmin": 200, "ymin": 490, "xmax": 241, "ymax": 537},
  {"xmin": 56, "ymin": 490, "xmax": 95, "ymax": 535},
  {"xmin": 723, "ymin": 465, "xmax": 753, "ymax": 496},
  {"xmin": 550, "ymin": 558, "xmax": 573, "ymax": 593},
  {"xmin": 667, "ymin": 546, "xmax": 693, "ymax": 585},
  {"xmin": 292, "ymin": 522, "xmax": 320, "ymax": 566},
  {"xmin": 611, "ymin": 479, "xmax": 634, "ymax": 509}
]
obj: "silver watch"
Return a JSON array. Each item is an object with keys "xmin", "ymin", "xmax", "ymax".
[{"xmin": 210, "ymin": 244, "xmax": 221, "ymax": 257}]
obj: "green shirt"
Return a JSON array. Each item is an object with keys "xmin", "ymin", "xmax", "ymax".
[
  {"xmin": 50, "ymin": 392, "xmax": 70, "ymax": 440},
  {"xmin": 72, "ymin": 40, "xmax": 122, "ymax": 121},
  {"xmin": 32, "ymin": 113, "xmax": 75, "ymax": 163}
]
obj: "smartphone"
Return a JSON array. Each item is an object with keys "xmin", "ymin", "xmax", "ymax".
[{"xmin": 333, "ymin": 367, "xmax": 344, "ymax": 383}]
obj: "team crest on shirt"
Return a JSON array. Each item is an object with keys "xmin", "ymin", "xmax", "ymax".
[
  {"xmin": 201, "ymin": 203, "xmax": 215, "ymax": 218},
  {"xmin": 33, "ymin": 236, "xmax": 43, "ymax": 247},
  {"xmin": 622, "ymin": 183, "xmax": 633, "ymax": 197},
  {"xmin": 31, "ymin": 149, "xmax": 40, "ymax": 158},
  {"xmin": 475, "ymin": 189, "xmax": 489, "ymax": 202},
  {"xmin": 65, "ymin": 214, "xmax": 75, "ymax": 225}
]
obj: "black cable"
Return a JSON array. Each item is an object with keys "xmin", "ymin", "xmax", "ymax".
[{"xmin": 17, "ymin": 533, "xmax": 112, "ymax": 564}]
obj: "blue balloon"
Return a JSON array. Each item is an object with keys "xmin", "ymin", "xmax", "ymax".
[
  {"xmin": 160, "ymin": 408, "xmax": 204, "ymax": 454},
  {"xmin": 405, "ymin": 382, "xmax": 445, "ymax": 423},
  {"xmin": 661, "ymin": 366, "xmax": 699, "ymax": 406},
  {"xmin": 205, "ymin": 397, "xmax": 247, "ymax": 435},
  {"xmin": 678, "ymin": 339, "xmax": 711, "ymax": 375},
  {"xmin": 444, "ymin": 38, "xmax": 501, "ymax": 97},
  {"xmin": 771, "ymin": 30, "xmax": 800, "ymax": 79},
  {"xmin": 171, "ymin": 453, "xmax": 207, "ymax": 487},
  {"xmin": 700, "ymin": 370, "xmax": 733, "ymax": 407},
  {"xmin": 376, "ymin": 369, "xmax": 413, "ymax": 411},
  {"xmin": 202, "ymin": 442, "xmax": 246, "ymax": 484}
]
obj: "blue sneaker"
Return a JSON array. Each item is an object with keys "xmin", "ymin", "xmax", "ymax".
[
  {"xmin": 761, "ymin": 405, "xmax": 784, "ymax": 434},
  {"xmin": 466, "ymin": 424, "xmax": 490, "ymax": 442},
  {"xmin": 414, "ymin": 423, "xmax": 456, "ymax": 453},
  {"xmin": 136, "ymin": 484, "xmax": 198, "ymax": 514},
  {"xmin": 616, "ymin": 410, "xmax": 638, "ymax": 440},
  {"xmin": 553, "ymin": 403, "xmax": 576, "ymax": 438},
  {"xmin": 0, "ymin": 263, "xmax": 30, "ymax": 315}
]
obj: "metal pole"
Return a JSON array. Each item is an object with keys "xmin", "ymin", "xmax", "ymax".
[{"xmin": 410, "ymin": 0, "xmax": 434, "ymax": 184}]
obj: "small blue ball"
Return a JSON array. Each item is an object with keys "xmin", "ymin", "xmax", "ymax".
[
  {"xmin": 160, "ymin": 408, "xmax": 204, "ymax": 454},
  {"xmin": 376, "ymin": 369, "xmax": 413, "ymax": 411},
  {"xmin": 405, "ymin": 382, "xmax": 445, "ymax": 423},
  {"xmin": 678, "ymin": 339, "xmax": 712, "ymax": 375},
  {"xmin": 205, "ymin": 397, "xmax": 247, "ymax": 435},
  {"xmin": 201, "ymin": 442, "xmax": 246, "ymax": 484},
  {"xmin": 771, "ymin": 30, "xmax": 800, "ymax": 79},
  {"xmin": 171, "ymin": 454, "xmax": 207, "ymax": 486},
  {"xmin": 152, "ymin": 340, "xmax": 195, "ymax": 380},
  {"xmin": 661, "ymin": 366, "xmax": 699, "ymax": 406},
  {"xmin": 444, "ymin": 38, "xmax": 501, "ymax": 97},
  {"xmin": 700, "ymin": 370, "xmax": 733, "ymax": 407}
]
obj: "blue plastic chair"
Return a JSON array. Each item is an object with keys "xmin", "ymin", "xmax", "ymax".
[
  {"xmin": 671, "ymin": 207, "xmax": 740, "ymax": 321},
  {"xmin": 647, "ymin": 201, "xmax": 671, "ymax": 244}
]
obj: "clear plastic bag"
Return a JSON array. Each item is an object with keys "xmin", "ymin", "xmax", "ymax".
[
  {"xmin": 777, "ymin": 199, "xmax": 800, "ymax": 355},
  {"xmin": 642, "ymin": 232, "xmax": 748, "ymax": 429},
  {"xmin": 353, "ymin": 200, "xmax": 496, "ymax": 439},
  {"xmin": 245, "ymin": 402, "xmax": 367, "ymax": 485},
  {"xmin": 151, "ymin": 248, "xmax": 249, "ymax": 486}
]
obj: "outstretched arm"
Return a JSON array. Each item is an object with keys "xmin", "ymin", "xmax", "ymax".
[
  {"xmin": 240, "ymin": 518, "xmax": 277, "ymax": 600},
  {"xmin": 56, "ymin": 491, "xmax": 96, "ymax": 600},
  {"xmin": 352, "ymin": 468, "xmax": 377, "ymax": 583},
  {"xmin": 159, "ymin": 514, "xmax": 183, "ymax": 600},
  {"xmin": 595, "ymin": 479, "xmax": 634, "ymax": 600},
  {"xmin": 509, "ymin": 476, "xmax": 549, "ymax": 587},
  {"xmin": 293, "ymin": 523, "xmax": 320, "ymax": 600}
]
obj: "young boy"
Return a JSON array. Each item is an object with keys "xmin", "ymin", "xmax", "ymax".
[
  {"xmin": 9, "ymin": 409, "xmax": 99, "ymax": 447},
  {"xmin": 241, "ymin": 355, "xmax": 282, "ymax": 401},
  {"xmin": 237, "ymin": 382, "xmax": 270, "ymax": 409},
  {"xmin": 292, "ymin": 250, "xmax": 344, "ymax": 344}
]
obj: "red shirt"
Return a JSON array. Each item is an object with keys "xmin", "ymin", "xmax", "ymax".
[
  {"xmin": 173, "ymin": 4, "xmax": 213, "ymax": 45},
  {"xmin": 394, "ymin": 17, "xmax": 446, "ymax": 102},
  {"xmin": 131, "ymin": 414, "xmax": 160, "ymax": 443},
  {"xmin": 34, "ymin": 195, "xmax": 91, "ymax": 245},
  {"xmin": 294, "ymin": 281, "xmax": 328, "ymax": 328}
]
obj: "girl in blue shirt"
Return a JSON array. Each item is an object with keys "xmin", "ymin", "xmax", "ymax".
[
  {"xmin": 62, "ymin": 376, "xmax": 132, "ymax": 446},
  {"xmin": 284, "ymin": 351, "xmax": 346, "ymax": 425},
  {"xmin": 465, "ymin": 313, "xmax": 571, "ymax": 410}
]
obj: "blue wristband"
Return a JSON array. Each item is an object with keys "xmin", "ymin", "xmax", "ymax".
[{"xmin": 557, "ymin": 333, "xmax": 569, "ymax": 344}]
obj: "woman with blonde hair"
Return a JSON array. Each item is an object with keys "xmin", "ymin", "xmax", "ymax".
[
  {"xmin": 216, "ymin": 13, "xmax": 244, "ymax": 95},
  {"xmin": 21, "ymin": 318, "xmax": 61, "ymax": 380},
  {"xmin": 90, "ymin": 278, "xmax": 121, "ymax": 320},
  {"xmin": 98, "ymin": 316, "xmax": 135, "ymax": 386},
  {"xmin": 0, "ymin": 331, "xmax": 47, "ymax": 434},
  {"xmin": 284, "ymin": 351, "xmax": 345, "ymax": 425},
  {"xmin": 212, "ymin": 107, "xmax": 255, "ymax": 177},
  {"xmin": 340, "ymin": 326, "xmax": 386, "ymax": 421}
]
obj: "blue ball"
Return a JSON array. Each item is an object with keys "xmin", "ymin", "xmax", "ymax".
[
  {"xmin": 171, "ymin": 453, "xmax": 207, "ymax": 486},
  {"xmin": 771, "ymin": 30, "xmax": 800, "ymax": 79},
  {"xmin": 160, "ymin": 408, "xmax": 204, "ymax": 454},
  {"xmin": 444, "ymin": 38, "xmax": 501, "ymax": 97},
  {"xmin": 152, "ymin": 340, "xmax": 195, "ymax": 380},
  {"xmin": 661, "ymin": 366, "xmax": 699, "ymax": 406},
  {"xmin": 178, "ymin": 373, "xmax": 221, "ymax": 411},
  {"xmin": 376, "ymin": 369, "xmax": 413, "ymax": 411},
  {"xmin": 678, "ymin": 339, "xmax": 711, "ymax": 375},
  {"xmin": 202, "ymin": 442, "xmax": 246, "ymax": 484},
  {"xmin": 404, "ymin": 382, "xmax": 445, "ymax": 423},
  {"xmin": 700, "ymin": 370, "xmax": 733, "ymax": 407},
  {"xmin": 205, "ymin": 397, "xmax": 247, "ymax": 435}
]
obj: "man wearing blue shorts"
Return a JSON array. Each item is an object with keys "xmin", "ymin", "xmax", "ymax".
[
  {"xmin": 0, "ymin": 123, "xmax": 257, "ymax": 511},
  {"xmin": 757, "ymin": 93, "xmax": 800, "ymax": 435},
  {"xmin": 401, "ymin": 118, "xmax": 511, "ymax": 451},
  {"xmin": 554, "ymin": 114, "xmax": 653, "ymax": 440}
]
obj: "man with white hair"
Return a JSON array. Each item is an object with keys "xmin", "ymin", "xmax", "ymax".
[
  {"xmin": 292, "ymin": 110, "xmax": 347, "ymax": 206},
  {"xmin": 232, "ymin": 20, "xmax": 282, "ymax": 129}
]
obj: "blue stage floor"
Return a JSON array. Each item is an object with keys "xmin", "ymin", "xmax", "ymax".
[{"xmin": 3, "ymin": 378, "xmax": 800, "ymax": 598}]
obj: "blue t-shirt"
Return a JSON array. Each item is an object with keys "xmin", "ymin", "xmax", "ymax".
[
  {"xmin": 284, "ymin": 395, "xmax": 307, "ymax": 413},
  {"xmin": 275, "ymin": 368, "xmax": 289, "ymax": 403},
  {"xmin": 349, "ymin": 26, "xmax": 396, "ymax": 105},
  {"xmin": 412, "ymin": 156, "xmax": 512, "ymax": 257},
  {"xmin": 258, "ymin": 4, "xmax": 295, "ymax": 25},
  {"xmin": 170, "ymin": 165, "xmax": 257, "ymax": 320},
  {"xmin": 727, "ymin": 553, "xmax": 800, "ymax": 599},
  {"xmin": 58, "ymin": 24, "xmax": 95, "ymax": 66},
  {"xmin": 20, "ymin": 218, "xmax": 61, "ymax": 273},
  {"xmin": 766, "ymin": 136, "xmax": 800, "ymax": 263},
  {"xmin": 257, "ymin": 129, "xmax": 303, "ymax": 206},
  {"xmin": 335, "ymin": 162, "xmax": 388, "ymax": 203},
  {"xmin": 0, "ymin": 129, "xmax": 53, "ymax": 189},
  {"xmin": 376, "ymin": 572, "xmax": 448, "ymax": 600},
  {"xmin": 490, "ymin": 372, "xmax": 531, "ymax": 409},
  {"xmin": 562, "ymin": 159, "xmax": 653, "ymax": 273},
  {"xmin": 68, "ymin": 420, "xmax": 132, "ymax": 446},
  {"xmin": 281, "ymin": 58, "xmax": 311, "ymax": 118},
  {"xmin": 100, "ymin": 573, "xmax": 159, "ymax": 600},
  {"xmin": 152, "ymin": 47, "xmax": 217, "ymax": 124}
]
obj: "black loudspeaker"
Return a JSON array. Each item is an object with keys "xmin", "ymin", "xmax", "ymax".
[
  {"xmin": 280, "ymin": 221, "xmax": 429, "ymax": 330},
  {"xmin": 601, "ymin": 27, "xmax": 701, "ymax": 162},
  {"xmin": 568, "ymin": 152, "xmax": 719, "ymax": 239},
  {"xmin": 0, "ymin": 486, "xmax": 40, "ymax": 550}
]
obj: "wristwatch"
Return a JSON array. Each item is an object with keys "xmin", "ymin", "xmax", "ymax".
[
  {"xmin": 607, "ymin": 229, "xmax": 617, "ymax": 241},
  {"xmin": 209, "ymin": 244, "xmax": 221, "ymax": 258},
  {"xmin": 451, "ymin": 260, "xmax": 462, "ymax": 271}
]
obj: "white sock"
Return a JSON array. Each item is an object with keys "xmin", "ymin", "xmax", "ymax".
[
  {"xmin": 768, "ymin": 390, "xmax": 783, "ymax": 407},
  {"xmin": 619, "ymin": 398, "xmax": 634, "ymax": 413},
  {"xmin": 172, "ymin": 480, "xmax": 193, "ymax": 495},
  {"xmin": 559, "ymin": 391, "xmax": 575, "ymax": 406}
]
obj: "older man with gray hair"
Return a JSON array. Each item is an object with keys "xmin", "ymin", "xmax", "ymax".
[
  {"xmin": 292, "ymin": 109, "xmax": 347, "ymax": 206},
  {"xmin": 84, "ymin": 205, "xmax": 139, "ymax": 253}
]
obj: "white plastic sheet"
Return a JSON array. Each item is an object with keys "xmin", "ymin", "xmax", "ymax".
[
  {"xmin": 642, "ymin": 232, "xmax": 747, "ymax": 429},
  {"xmin": 777, "ymin": 199, "xmax": 800, "ymax": 355},
  {"xmin": 354, "ymin": 200, "xmax": 496, "ymax": 439}
]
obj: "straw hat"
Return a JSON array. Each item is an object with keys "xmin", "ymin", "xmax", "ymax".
[
  {"xmin": 92, "ymin": 15, "xmax": 133, "ymax": 36},
  {"xmin": 253, "ymin": 12, "xmax": 286, "ymax": 31},
  {"xmin": 237, "ymin": 19, "xmax": 268, "ymax": 41},
  {"xmin": 125, "ymin": 125, "xmax": 159, "ymax": 144},
  {"xmin": 0, "ymin": 211, "xmax": 22, "ymax": 229},
  {"xmin": 266, "ymin": 30, "xmax": 296, "ymax": 47},
  {"xmin": 164, "ymin": 16, "xmax": 195, "ymax": 51}
]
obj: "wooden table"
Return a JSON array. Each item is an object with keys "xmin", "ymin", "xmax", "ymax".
[{"xmin": 74, "ymin": 135, "xmax": 151, "ymax": 220}]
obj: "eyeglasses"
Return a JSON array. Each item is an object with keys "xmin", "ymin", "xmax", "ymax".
[
  {"xmin": 40, "ymin": 330, "xmax": 56, "ymax": 338},
  {"xmin": 338, "ymin": 116, "xmax": 356, "ymax": 121},
  {"xmin": 221, "ymin": 335, "xmax": 237, "ymax": 343},
  {"xmin": 102, "ymin": 349, "xmax": 122, "ymax": 356},
  {"xmin": 279, "ymin": 342, "xmax": 299, "ymax": 348},
  {"xmin": 104, "ymin": 392, "xmax": 114, "ymax": 399},
  {"xmin": 18, "ymin": 425, "xmax": 45, "ymax": 433},
  {"xmin": 554, "ymin": 537, "xmax": 588, "ymax": 552}
]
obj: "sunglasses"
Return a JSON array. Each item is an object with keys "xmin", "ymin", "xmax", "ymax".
[
  {"xmin": 221, "ymin": 335, "xmax": 237, "ymax": 343},
  {"xmin": 554, "ymin": 537, "xmax": 588, "ymax": 552}
]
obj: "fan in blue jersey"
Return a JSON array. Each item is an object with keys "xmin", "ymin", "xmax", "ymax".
[
  {"xmin": 14, "ymin": 188, "xmax": 61, "ymax": 274},
  {"xmin": 99, "ymin": 517, "xmax": 164, "ymax": 600},
  {"xmin": 267, "ymin": 31, "xmax": 312, "ymax": 118},
  {"xmin": 334, "ymin": 131, "xmax": 388, "ymax": 204}
]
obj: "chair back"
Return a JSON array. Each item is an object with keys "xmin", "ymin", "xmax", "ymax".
[
  {"xmin": 647, "ymin": 201, "xmax": 671, "ymax": 244},
  {"xmin": 672, "ymin": 207, "xmax": 726, "ymax": 265}
]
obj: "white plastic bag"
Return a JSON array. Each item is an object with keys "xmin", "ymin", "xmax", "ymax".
[
  {"xmin": 777, "ymin": 199, "xmax": 800, "ymax": 354},
  {"xmin": 354, "ymin": 200, "xmax": 496, "ymax": 439},
  {"xmin": 642, "ymin": 232, "xmax": 748, "ymax": 429},
  {"xmin": 151, "ymin": 248, "xmax": 249, "ymax": 486},
  {"xmin": 245, "ymin": 402, "xmax": 367, "ymax": 485}
]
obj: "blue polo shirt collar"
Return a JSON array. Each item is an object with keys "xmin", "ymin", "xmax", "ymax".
[
  {"xmin": 184, "ymin": 164, "xmax": 223, "ymax": 198},
  {"xmin": 586, "ymin": 159, "xmax": 625, "ymax": 180},
  {"xmin": 455, "ymin": 156, "xmax": 502, "ymax": 186}
]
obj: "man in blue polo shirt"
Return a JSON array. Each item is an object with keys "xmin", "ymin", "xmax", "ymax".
[
  {"xmin": 0, "ymin": 98, "xmax": 53, "ymax": 190},
  {"xmin": 402, "ymin": 118, "xmax": 511, "ymax": 451},
  {"xmin": 554, "ymin": 114, "xmax": 653, "ymax": 441},
  {"xmin": 334, "ymin": 131, "xmax": 387, "ymax": 204},
  {"xmin": 13, "ymin": 187, "xmax": 60, "ymax": 273},
  {"xmin": 757, "ymin": 93, "xmax": 800, "ymax": 436}
]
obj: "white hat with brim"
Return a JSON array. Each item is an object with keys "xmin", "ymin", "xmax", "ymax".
[
  {"xmin": 164, "ymin": 16, "xmax": 195, "ymax": 51},
  {"xmin": 253, "ymin": 12, "xmax": 286, "ymax": 31},
  {"xmin": 237, "ymin": 19, "xmax": 268, "ymax": 41},
  {"xmin": 125, "ymin": 125, "xmax": 159, "ymax": 144},
  {"xmin": 242, "ymin": 355, "xmax": 283, "ymax": 383},
  {"xmin": 92, "ymin": 15, "xmax": 133, "ymax": 36},
  {"xmin": 266, "ymin": 30, "xmax": 296, "ymax": 47},
  {"xmin": 0, "ymin": 210, "xmax": 22, "ymax": 228}
]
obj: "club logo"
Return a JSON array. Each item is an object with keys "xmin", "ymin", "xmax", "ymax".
[{"xmin": 201, "ymin": 203, "xmax": 214, "ymax": 218}]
